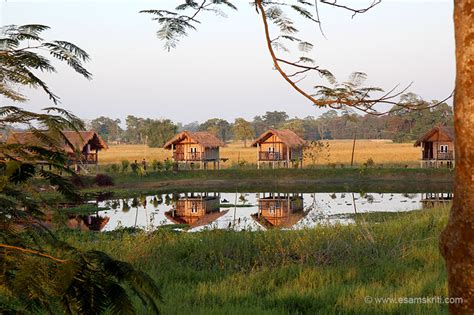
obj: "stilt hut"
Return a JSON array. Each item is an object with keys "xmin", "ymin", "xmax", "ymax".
[
  {"xmin": 252, "ymin": 193, "xmax": 306, "ymax": 228},
  {"xmin": 6, "ymin": 130, "xmax": 108, "ymax": 170},
  {"xmin": 164, "ymin": 192, "xmax": 227, "ymax": 228},
  {"xmin": 163, "ymin": 131, "xmax": 225, "ymax": 169},
  {"xmin": 252, "ymin": 129, "xmax": 305, "ymax": 169},
  {"xmin": 414, "ymin": 126, "xmax": 455, "ymax": 168}
]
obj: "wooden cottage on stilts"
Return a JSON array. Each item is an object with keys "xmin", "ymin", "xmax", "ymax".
[
  {"xmin": 252, "ymin": 129, "xmax": 305, "ymax": 169},
  {"xmin": 414, "ymin": 126, "xmax": 455, "ymax": 168},
  {"xmin": 163, "ymin": 131, "xmax": 225, "ymax": 170},
  {"xmin": 6, "ymin": 130, "xmax": 108, "ymax": 172}
]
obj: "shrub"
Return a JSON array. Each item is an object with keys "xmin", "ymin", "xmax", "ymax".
[
  {"xmin": 152, "ymin": 160, "xmax": 163, "ymax": 172},
  {"xmin": 71, "ymin": 175, "xmax": 85, "ymax": 188},
  {"xmin": 164, "ymin": 159, "xmax": 173, "ymax": 171},
  {"xmin": 94, "ymin": 174, "xmax": 114, "ymax": 187},
  {"xmin": 121, "ymin": 160, "xmax": 130, "ymax": 172},
  {"xmin": 109, "ymin": 163, "xmax": 120, "ymax": 173},
  {"xmin": 366, "ymin": 158, "xmax": 375, "ymax": 167}
]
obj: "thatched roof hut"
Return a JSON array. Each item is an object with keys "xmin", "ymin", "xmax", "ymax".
[
  {"xmin": 163, "ymin": 131, "xmax": 225, "ymax": 149},
  {"xmin": 251, "ymin": 129, "xmax": 305, "ymax": 148},
  {"xmin": 164, "ymin": 131, "xmax": 224, "ymax": 168},
  {"xmin": 7, "ymin": 130, "xmax": 108, "ymax": 153},
  {"xmin": 252, "ymin": 129, "xmax": 305, "ymax": 168},
  {"xmin": 413, "ymin": 125, "xmax": 455, "ymax": 168},
  {"xmin": 414, "ymin": 126, "xmax": 455, "ymax": 147},
  {"xmin": 6, "ymin": 130, "xmax": 108, "ymax": 164}
]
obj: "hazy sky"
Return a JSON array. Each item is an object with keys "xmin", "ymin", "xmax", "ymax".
[{"xmin": 0, "ymin": 0, "xmax": 455, "ymax": 124}]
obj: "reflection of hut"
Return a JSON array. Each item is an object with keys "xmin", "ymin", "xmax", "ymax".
[
  {"xmin": 66, "ymin": 214, "xmax": 110, "ymax": 231},
  {"xmin": 252, "ymin": 193, "xmax": 305, "ymax": 228},
  {"xmin": 165, "ymin": 192, "xmax": 227, "ymax": 228},
  {"xmin": 414, "ymin": 126, "xmax": 455, "ymax": 168},
  {"xmin": 421, "ymin": 192, "xmax": 453, "ymax": 208},
  {"xmin": 252, "ymin": 129, "xmax": 305, "ymax": 169}
]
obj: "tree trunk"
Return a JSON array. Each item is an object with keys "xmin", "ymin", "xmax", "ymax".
[{"xmin": 440, "ymin": 1, "xmax": 474, "ymax": 313}]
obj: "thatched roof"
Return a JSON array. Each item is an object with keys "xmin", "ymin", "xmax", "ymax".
[
  {"xmin": 6, "ymin": 130, "xmax": 108, "ymax": 153},
  {"xmin": 414, "ymin": 126, "xmax": 455, "ymax": 147},
  {"xmin": 251, "ymin": 129, "xmax": 305, "ymax": 148},
  {"xmin": 163, "ymin": 131, "xmax": 225, "ymax": 149},
  {"xmin": 164, "ymin": 210, "xmax": 228, "ymax": 229}
]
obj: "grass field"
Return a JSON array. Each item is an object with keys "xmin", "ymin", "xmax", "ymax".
[
  {"xmin": 100, "ymin": 140, "xmax": 420, "ymax": 168},
  {"xmin": 61, "ymin": 206, "xmax": 450, "ymax": 314}
]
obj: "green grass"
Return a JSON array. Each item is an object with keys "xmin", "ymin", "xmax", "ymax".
[{"xmin": 59, "ymin": 205, "xmax": 450, "ymax": 314}]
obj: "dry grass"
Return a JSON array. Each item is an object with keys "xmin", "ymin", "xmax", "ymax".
[{"xmin": 100, "ymin": 140, "xmax": 420, "ymax": 167}]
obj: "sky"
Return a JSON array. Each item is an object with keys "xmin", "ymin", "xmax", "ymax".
[{"xmin": 0, "ymin": 0, "xmax": 455, "ymax": 125}]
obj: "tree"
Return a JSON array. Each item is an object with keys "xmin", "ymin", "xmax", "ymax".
[
  {"xmin": 439, "ymin": 2, "xmax": 474, "ymax": 313},
  {"xmin": 90, "ymin": 116, "xmax": 123, "ymax": 142},
  {"xmin": 125, "ymin": 115, "xmax": 147, "ymax": 144},
  {"xmin": 143, "ymin": 1, "xmax": 471, "ymax": 311},
  {"xmin": 262, "ymin": 111, "xmax": 288, "ymax": 128},
  {"xmin": 199, "ymin": 118, "xmax": 232, "ymax": 142},
  {"xmin": 281, "ymin": 118, "xmax": 305, "ymax": 138},
  {"xmin": 1, "ymin": 25, "xmax": 161, "ymax": 313},
  {"xmin": 232, "ymin": 118, "xmax": 254, "ymax": 147},
  {"xmin": 146, "ymin": 119, "xmax": 178, "ymax": 147},
  {"xmin": 0, "ymin": 107, "xmax": 161, "ymax": 313}
]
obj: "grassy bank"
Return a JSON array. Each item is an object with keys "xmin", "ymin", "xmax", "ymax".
[
  {"xmin": 61, "ymin": 206, "xmax": 450, "ymax": 314},
  {"xmin": 79, "ymin": 168, "xmax": 454, "ymax": 198}
]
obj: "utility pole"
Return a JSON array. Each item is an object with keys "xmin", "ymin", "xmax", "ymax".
[{"xmin": 350, "ymin": 131, "xmax": 357, "ymax": 167}]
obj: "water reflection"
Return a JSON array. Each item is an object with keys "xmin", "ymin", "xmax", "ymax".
[
  {"xmin": 253, "ymin": 193, "xmax": 307, "ymax": 228},
  {"xmin": 421, "ymin": 193, "xmax": 453, "ymax": 208},
  {"xmin": 95, "ymin": 191, "xmax": 452, "ymax": 232},
  {"xmin": 66, "ymin": 214, "xmax": 110, "ymax": 231},
  {"xmin": 164, "ymin": 192, "xmax": 228, "ymax": 228}
]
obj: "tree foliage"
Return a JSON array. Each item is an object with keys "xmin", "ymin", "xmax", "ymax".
[
  {"xmin": 142, "ymin": 1, "xmax": 452, "ymax": 115},
  {"xmin": 0, "ymin": 107, "xmax": 161, "ymax": 314},
  {"xmin": 232, "ymin": 118, "xmax": 254, "ymax": 146},
  {"xmin": 0, "ymin": 24, "xmax": 91, "ymax": 104},
  {"xmin": 89, "ymin": 116, "xmax": 123, "ymax": 143}
]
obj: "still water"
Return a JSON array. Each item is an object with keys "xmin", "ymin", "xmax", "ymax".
[{"xmin": 78, "ymin": 192, "xmax": 453, "ymax": 232}]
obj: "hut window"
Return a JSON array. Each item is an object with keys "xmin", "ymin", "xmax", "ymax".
[
  {"xmin": 190, "ymin": 147, "xmax": 197, "ymax": 153},
  {"xmin": 191, "ymin": 202, "xmax": 198, "ymax": 213},
  {"xmin": 268, "ymin": 147, "xmax": 274, "ymax": 153},
  {"xmin": 439, "ymin": 145, "xmax": 448, "ymax": 153}
]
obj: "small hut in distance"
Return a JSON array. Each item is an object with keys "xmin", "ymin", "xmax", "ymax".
[
  {"xmin": 6, "ymin": 130, "xmax": 108, "ymax": 170},
  {"xmin": 164, "ymin": 131, "xmax": 225, "ymax": 169},
  {"xmin": 414, "ymin": 125, "xmax": 455, "ymax": 168},
  {"xmin": 252, "ymin": 129, "xmax": 305, "ymax": 169}
]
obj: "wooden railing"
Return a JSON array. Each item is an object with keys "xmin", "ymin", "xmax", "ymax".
[
  {"xmin": 258, "ymin": 151, "xmax": 281, "ymax": 161},
  {"xmin": 422, "ymin": 150, "xmax": 454, "ymax": 160},
  {"xmin": 173, "ymin": 152, "xmax": 209, "ymax": 161}
]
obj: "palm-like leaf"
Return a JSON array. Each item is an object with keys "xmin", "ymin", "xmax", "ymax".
[{"xmin": 0, "ymin": 24, "xmax": 91, "ymax": 104}]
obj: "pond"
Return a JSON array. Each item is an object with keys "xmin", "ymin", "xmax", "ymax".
[{"xmin": 73, "ymin": 191, "xmax": 453, "ymax": 232}]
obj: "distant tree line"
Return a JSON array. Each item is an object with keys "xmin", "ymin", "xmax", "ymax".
[{"xmin": 87, "ymin": 94, "xmax": 453, "ymax": 147}]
